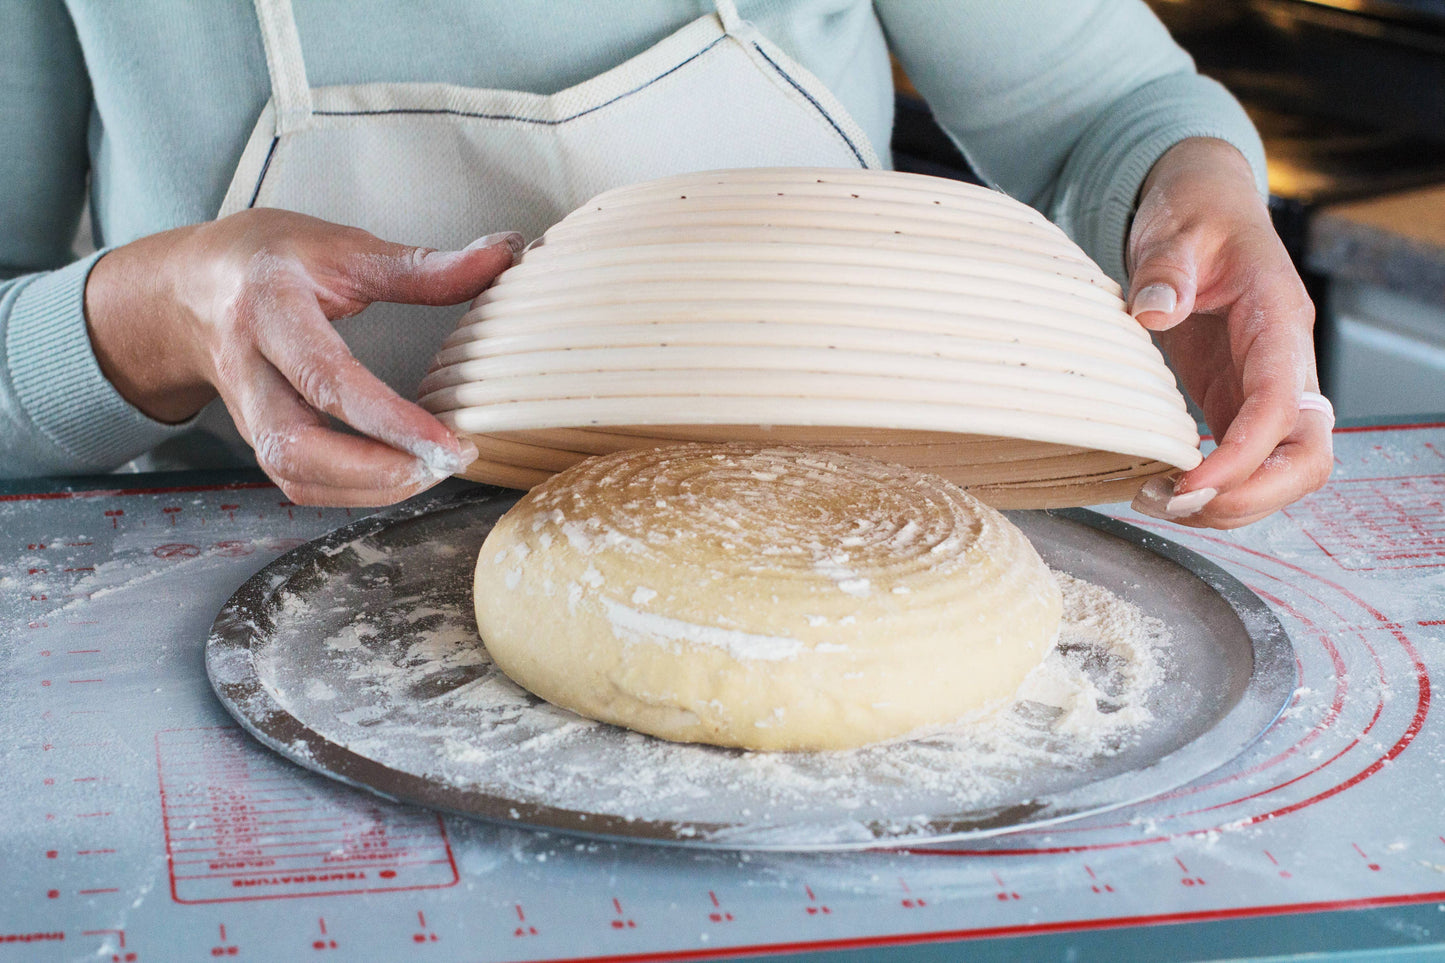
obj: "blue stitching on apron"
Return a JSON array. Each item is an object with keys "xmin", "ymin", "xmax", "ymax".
[
  {"xmin": 309, "ymin": 36, "xmax": 727, "ymax": 125},
  {"xmin": 247, "ymin": 137, "xmax": 281, "ymax": 209},
  {"xmin": 748, "ymin": 42, "xmax": 868, "ymax": 168}
]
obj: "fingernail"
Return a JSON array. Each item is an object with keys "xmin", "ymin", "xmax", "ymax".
[
  {"xmin": 464, "ymin": 231, "xmax": 526, "ymax": 256},
  {"xmin": 1131, "ymin": 476, "xmax": 1216, "ymax": 520},
  {"xmin": 457, "ymin": 439, "xmax": 479, "ymax": 467},
  {"xmin": 1130, "ymin": 475, "xmax": 1176, "ymax": 520},
  {"xmin": 1130, "ymin": 283, "xmax": 1177, "ymax": 319},
  {"xmin": 1167, "ymin": 487, "xmax": 1216, "ymax": 516}
]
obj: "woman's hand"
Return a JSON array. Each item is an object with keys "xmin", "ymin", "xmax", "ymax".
[
  {"xmin": 85, "ymin": 209, "xmax": 521, "ymax": 506},
  {"xmin": 1124, "ymin": 137, "xmax": 1333, "ymax": 528}
]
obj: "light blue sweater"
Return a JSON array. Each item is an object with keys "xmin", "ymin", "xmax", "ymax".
[{"xmin": 0, "ymin": 0, "xmax": 1266, "ymax": 477}]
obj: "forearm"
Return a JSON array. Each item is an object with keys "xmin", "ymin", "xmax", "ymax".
[
  {"xmin": 1047, "ymin": 74, "xmax": 1267, "ymax": 284},
  {"xmin": 877, "ymin": 0, "xmax": 1267, "ymax": 283},
  {"xmin": 0, "ymin": 259, "xmax": 194, "ymax": 478}
]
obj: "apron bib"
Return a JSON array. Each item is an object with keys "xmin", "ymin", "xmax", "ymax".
[{"xmin": 197, "ymin": 0, "xmax": 881, "ymax": 459}]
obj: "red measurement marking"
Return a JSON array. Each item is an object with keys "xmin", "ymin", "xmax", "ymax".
[
  {"xmin": 311, "ymin": 916, "xmax": 337, "ymax": 951},
  {"xmin": 513, "ymin": 903, "xmax": 538, "ymax": 937},
  {"xmin": 65, "ymin": 541, "xmax": 93, "ymax": 547},
  {"xmin": 991, "ymin": 871, "xmax": 1021, "ymax": 901},
  {"xmin": 68, "ymin": 650, "xmax": 101, "ymax": 655},
  {"xmin": 1, "ymin": 480, "xmax": 278, "ymax": 505},
  {"xmin": 1084, "ymin": 864, "xmax": 1115, "ymax": 894},
  {"xmin": 81, "ymin": 928, "xmax": 136, "ymax": 962},
  {"xmin": 153, "ymin": 543, "xmax": 200, "ymax": 559},
  {"xmin": 212, "ymin": 920, "xmax": 240, "ymax": 957},
  {"xmin": 1284, "ymin": 475, "xmax": 1445, "ymax": 570},
  {"xmin": 708, "ymin": 889, "xmax": 736, "ymax": 922},
  {"xmin": 211, "ymin": 540, "xmax": 254, "ymax": 558},
  {"xmin": 0, "ymin": 932, "xmax": 63, "ymax": 944},
  {"xmin": 610, "ymin": 897, "xmax": 637, "ymax": 930},
  {"xmin": 1264, "ymin": 850, "xmax": 1291, "ymax": 879},
  {"xmin": 64, "ymin": 566, "xmax": 95, "ymax": 572},
  {"xmin": 1175, "ymin": 857, "xmax": 1207, "ymax": 887},
  {"xmin": 1353, "ymin": 842, "xmax": 1382, "ymax": 871},
  {"xmin": 78, "ymin": 849, "xmax": 117, "ymax": 855},
  {"xmin": 899, "ymin": 877, "xmax": 927, "ymax": 909},
  {"xmin": 1421, "ymin": 619, "xmax": 1445, "ymax": 627},
  {"xmin": 69, "ymin": 679, "xmax": 104, "ymax": 684},
  {"xmin": 411, "ymin": 910, "xmax": 439, "ymax": 944},
  {"xmin": 155, "ymin": 727, "xmax": 458, "ymax": 903},
  {"xmin": 804, "ymin": 885, "xmax": 832, "ymax": 916},
  {"xmin": 78, "ymin": 887, "xmax": 119, "ymax": 895},
  {"xmin": 76, "ymin": 811, "xmax": 112, "ymax": 819}
]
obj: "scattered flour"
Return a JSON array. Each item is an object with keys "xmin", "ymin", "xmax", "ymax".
[{"xmin": 247, "ymin": 500, "xmax": 1175, "ymax": 847}]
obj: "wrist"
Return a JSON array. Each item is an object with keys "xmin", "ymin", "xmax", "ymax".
[
  {"xmin": 1140, "ymin": 137, "xmax": 1260, "ymax": 209},
  {"xmin": 84, "ymin": 226, "xmax": 217, "ymax": 424}
]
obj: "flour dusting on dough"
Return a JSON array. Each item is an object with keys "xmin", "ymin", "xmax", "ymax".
[{"xmin": 255, "ymin": 523, "xmax": 1172, "ymax": 846}]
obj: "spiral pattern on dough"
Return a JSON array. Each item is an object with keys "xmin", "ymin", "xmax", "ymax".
[{"xmin": 474, "ymin": 445, "xmax": 1064, "ymax": 751}]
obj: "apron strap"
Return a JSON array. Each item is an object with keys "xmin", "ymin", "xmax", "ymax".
[
  {"xmin": 713, "ymin": 0, "xmax": 745, "ymax": 33},
  {"xmin": 253, "ymin": 0, "xmax": 313, "ymax": 135}
]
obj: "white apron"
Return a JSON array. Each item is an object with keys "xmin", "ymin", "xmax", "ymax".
[{"xmin": 194, "ymin": 0, "xmax": 882, "ymax": 458}]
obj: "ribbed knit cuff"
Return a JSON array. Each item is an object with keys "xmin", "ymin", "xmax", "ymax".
[
  {"xmin": 1051, "ymin": 72, "xmax": 1268, "ymax": 286},
  {"xmin": 7, "ymin": 250, "xmax": 195, "ymax": 471}
]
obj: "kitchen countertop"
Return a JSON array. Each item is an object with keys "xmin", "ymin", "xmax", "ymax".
[
  {"xmin": 1307, "ymin": 181, "xmax": 1445, "ymax": 304},
  {"xmin": 2, "ymin": 417, "xmax": 1443, "ymax": 963}
]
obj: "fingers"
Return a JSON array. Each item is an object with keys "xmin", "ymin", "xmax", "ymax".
[
  {"xmin": 177, "ymin": 210, "xmax": 513, "ymax": 505},
  {"xmin": 225, "ymin": 357, "xmax": 463, "ymax": 506},
  {"xmin": 338, "ymin": 231, "xmax": 523, "ymax": 307},
  {"xmin": 252, "ymin": 289, "xmax": 473, "ymax": 474},
  {"xmin": 1179, "ymin": 292, "xmax": 1316, "ymax": 499},
  {"xmin": 1126, "ymin": 235, "xmax": 1200, "ymax": 332},
  {"xmin": 1123, "ymin": 137, "xmax": 1324, "ymax": 528},
  {"xmin": 1134, "ymin": 407, "xmax": 1334, "ymax": 529}
]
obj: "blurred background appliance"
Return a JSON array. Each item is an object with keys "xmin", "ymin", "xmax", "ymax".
[{"xmin": 892, "ymin": 0, "xmax": 1445, "ymax": 421}]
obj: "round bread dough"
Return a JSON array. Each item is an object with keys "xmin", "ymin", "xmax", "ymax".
[{"xmin": 473, "ymin": 445, "xmax": 1063, "ymax": 751}]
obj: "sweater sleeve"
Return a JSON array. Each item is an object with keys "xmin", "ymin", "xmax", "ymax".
[
  {"xmin": 1, "ymin": 0, "xmax": 189, "ymax": 477},
  {"xmin": 873, "ymin": 0, "xmax": 1267, "ymax": 284}
]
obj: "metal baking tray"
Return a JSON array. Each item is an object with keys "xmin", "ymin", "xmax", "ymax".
[{"xmin": 206, "ymin": 486, "xmax": 1293, "ymax": 851}]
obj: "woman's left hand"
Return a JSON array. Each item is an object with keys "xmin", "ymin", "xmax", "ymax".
[{"xmin": 1124, "ymin": 136, "xmax": 1333, "ymax": 528}]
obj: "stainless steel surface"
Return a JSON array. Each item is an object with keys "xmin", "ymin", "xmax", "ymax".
[{"xmin": 206, "ymin": 489, "xmax": 1294, "ymax": 851}]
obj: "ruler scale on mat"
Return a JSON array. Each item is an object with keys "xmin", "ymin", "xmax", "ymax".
[{"xmin": 1, "ymin": 423, "xmax": 1443, "ymax": 961}]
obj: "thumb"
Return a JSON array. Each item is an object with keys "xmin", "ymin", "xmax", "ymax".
[
  {"xmin": 345, "ymin": 230, "xmax": 524, "ymax": 306},
  {"xmin": 1126, "ymin": 233, "xmax": 1200, "ymax": 332}
]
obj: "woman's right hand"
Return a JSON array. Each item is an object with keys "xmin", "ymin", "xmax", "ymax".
[{"xmin": 84, "ymin": 208, "xmax": 521, "ymax": 506}]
